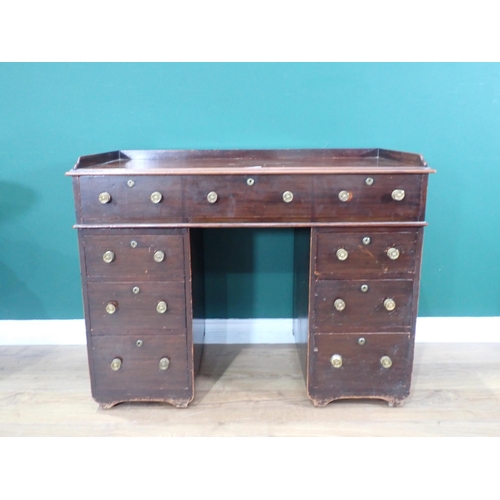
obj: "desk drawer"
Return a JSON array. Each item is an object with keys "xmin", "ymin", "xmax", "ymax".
[
  {"xmin": 315, "ymin": 228, "xmax": 420, "ymax": 278},
  {"xmin": 82, "ymin": 233, "xmax": 185, "ymax": 281},
  {"xmin": 78, "ymin": 175, "xmax": 183, "ymax": 223},
  {"xmin": 312, "ymin": 279, "xmax": 414, "ymax": 332},
  {"xmin": 309, "ymin": 332, "xmax": 412, "ymax": 404},
  {"xmin": 87, "ymin": 282, "xmax": 187, "ymax": 334},
  {"xmin": 89, "ymin": 334, "xmax": 191, "ymax": 404},
  {"xmin": 312, "ymin": 174, "xmax": 424, "ymax": 221},
  {"xmin": 183, "ymin": 175, "xmax": 313, "ymax": 222}
]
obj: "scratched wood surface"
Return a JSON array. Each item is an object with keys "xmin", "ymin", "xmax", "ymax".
[{"xmin": 1, "ymin": 343, "xmax": 499, "ymax": 437}]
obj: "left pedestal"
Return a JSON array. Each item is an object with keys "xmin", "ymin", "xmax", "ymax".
[{"xmin": 77, "ymin": 227, "xmax": 204, "ymax": 408}]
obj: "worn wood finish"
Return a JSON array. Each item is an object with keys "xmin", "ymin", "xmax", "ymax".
[
  {"xmin": 68, "ymin": 148, "xmax": 433, "ymax": 408},
  {"xmin": 78, "ymin": 175, "xmax": 184, "ymax": 224},
  {"xmin": 312, "ymin": 279, "xmax": 414, "ymax": 333},
  {"xmin": 309, "ymin": 333, "xmax": 412, "ymax": 406},
  {"xmin": 183, "ymin": 175, "xmax": 314, "ymax": 222},
  {"xmin": 312, "ymin": 174, "xmax": 424, "ymax": 222},
  {"xmin": 82, "ymin": 233, "xmax": 185, "ymax": 282},
  {"xmin": 87, "ymin": 281, "xmax": 187, "ymax": 333},
  {"xmin": 89, "ymin": 334, "xmax": 192, "ymax": 408},
  {"xmin": 315, "ymin": 227, "xmax": 421, "ymax": 278}
]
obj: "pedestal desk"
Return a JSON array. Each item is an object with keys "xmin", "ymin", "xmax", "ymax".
[{"xmin": 67, "ymin": 149, "xmax": 434, "ymax": 408}]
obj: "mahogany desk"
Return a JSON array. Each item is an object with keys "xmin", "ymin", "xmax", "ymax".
[{"xmin": 67, "ymin": 149, "xmax": 434, "ymax": 408}]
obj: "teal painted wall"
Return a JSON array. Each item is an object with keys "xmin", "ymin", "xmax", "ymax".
[{"xmin": 0, "ymin": 63, "xmax": 499, "ymax": 319}]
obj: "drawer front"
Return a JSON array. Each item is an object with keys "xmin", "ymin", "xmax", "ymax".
[
  {"xmin": 312, "ymin": 174, "xmax": 423, "ymax": 221},
  {"xmin": 309, "ymin": 332, "xmax": 412, "ymax": 401},
  {"xmin": 87, "ymin": 282, "xmax": 187, "ymax": 333},
  {"xmin": 183, "ymin": 175, "xmax": 313, "ymax": 222},
  {"xmin": 79, "ymin": 175, "xmax": 183, "ymax": 223},
  {"xmin": 83, "ymin": 233, "xmax": 185, "ymax": 281},
  {"xmin": 313, "ymin": 279, "xmax": 414, "ymax": 332},
  {"xmin": 315, "ymin": 228, "xmax": 420, "ymax": 278},
  {"xmin": 89, "ymin": 334, "xmax": 191, "ymax": 400}
]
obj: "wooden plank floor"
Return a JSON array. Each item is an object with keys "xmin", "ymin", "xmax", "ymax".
[{"xmin": 0, "ymin": 343, "xmax": 499, "ymax": 436}]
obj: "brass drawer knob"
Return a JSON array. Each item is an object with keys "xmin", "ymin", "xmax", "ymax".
[
  {"xmin": 391, "ymin": 189, "xmax": 405, "ymax": 201},
  {"xmin": 154, "ymin": 250, "xmax": 165, "ymax": 263},
  {"xmin": 132, "ymin": 286, "xmax": 140, "ymax": 294},
  {"xmin": 360, "ymin": 284, "xmax": 369, "ymax": 292},
  {"xmin": 207, "ymin": 191, "xmax": 218, "ymax": 203},
  {"xmin": 338, "ymin": 190, "xmax": 351, "ymax": 202},
  {"xmin": 384, "ymin": 298, "xmax": 396, "ymax": 311},
  {"xmin": 110, "ymin": 358, "xmax": 122, "ymax": 371},
  {"xmin": 282, "ymin": 191, "xmax": 294, "ymax": 203},
  {"xmin": 362, "ymin": 236, "xmax": 371, "ymax": 245},
  {"xmin": 130, "ymin": 240, "xmax": 138, "ymax": 248},
  {"xmin": 365, "ymin": 177, "xmax": 374, "ymax": 186},
  {"xmin": 98, "ymin": 192, "xmax": 111, "ymax": 204},
  {"xmin": 336, "ymin": 248, "xmax": 348, "ymax": 261},
  {"xmin": 330, "ymin": 354, "xmax": 343, "ymax": 368},
  {"xmin": 358, "ymin": 337, "xmax": 366, "ymax": 345},
  {"xmin": 387, "ymin": 247, "xmax": 400, "ymax": 260},
  {"xmin": 334, "ymin": 298, "xmax": 346, "ymax": 311},
  {"xmin": 102, "ymin": 251, "xmax": 115, "ymax": 263},
  {"xmin": 156, "ymin": 301, "xmax": 168, "ymax": 314},
  {"xmin": 380, "ymin": 356, "xmax": 393, "ymax": 369},
  {"xmin": 159, "ymin": 357, "xmax": 170, "ymax": 370},
  {"xmin": 246, "ymin": 178, "xmax": 255, "ymax": 186},
  {"xmin": 106, "ymin": 302, "xmax": 117, "ymax": 314},
  {"xmin": 151, "ymin": 191, "xmax": 163, "ymax": 203}
]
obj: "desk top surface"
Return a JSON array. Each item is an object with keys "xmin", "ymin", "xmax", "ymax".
[{"xmin": 67, "ymin": 149, "xmax": 435, "ymax": 176}]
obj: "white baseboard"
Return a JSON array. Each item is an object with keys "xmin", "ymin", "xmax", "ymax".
[{"xmin": 0, "ymin": 317, "xmax": 498, "ymax": 345}]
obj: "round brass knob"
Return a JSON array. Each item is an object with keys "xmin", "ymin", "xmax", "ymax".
[
  {"xmin": 336, "ymin": 248, "xmax": 348, "ymax": 261},
  {"xmin": 207, "ymin": 191, "xmax": 218, "ymax": 203},
  {"xmin": 159, "ymin": 357, "xmax": 170, "ymax": 371},
  {"xmin": 282, "ymin": 191, "xmax": 294, "ymax": 203},
  {"xmin": 154, "ymin": 250, "xmax": 165, "ymax": 263},
  {"xmin": 151, "ymin": 191, "xmax": 163, "ymax": 204},
  {"xmin": 98, "ymin": 192, "xmax": 111, "ymax": 204},
  {"xmin": 156, "ymin": 301, "xmax": 168, "ymax": 314},
  {"xmin": 334, "ymin": 298, "xmax": 346, "ymax": 311},
  {"xmin": 246, "ymin": 178, "xmax": 255, "ymax": 186},
  {"xmin": 362, "ymin": 236, "xmax": 371, "ymax": 245},
  {"xmin": 130, "ymin": 240, "xmax": 138, "ymax": 248},
  {"xmin": 106, "ymin": 302, "xmax": 117, "ymax": 314},
  {"xmin": 132, "ymin": 286, "xmax": 140, "ymax": 294},
  {"xmin": 136, "ymin": 339, "xmax": 143, "ymax": 347},
  {"xmin": 360, "ymin": 284, "xmax": 369, "ymax": 292},
  {"xmin": 110, "ymin": 358, "xmax": 122, "ymax": 371},
  {"xmin": 387, "ymin": 247, "xmax": 400, "ymax": 260},
  {"xmin": 391, "ymin": 189, "xmax": 405, "ymax": 201},
  {"xmin": 358, "ymin": 337, "xmax": 366, "ymax": 345},
  {"xmin": 365, "ymin": 177, "xmax": 374, "ymax": 186},
  {"xmin": 338, "ymin": 190, "xmax": 351, "ymax": 202},
  {"xmin": 384, "ymin": 298, "xmax": 396, "ymax": 311},
  {"xmin": 380, "ymin": 356, "xmax": 393, "ymax": 369},
  {"xmin": 102, "ymin": 251, "xmax": 115, "ymax": 263},
  {"xmin": 127, "ymin": 179, "xmax": 135, "ymax": 188},
  {"xmin": 330, "ymin": 354, "xmax": 343, "ymax": 368}
]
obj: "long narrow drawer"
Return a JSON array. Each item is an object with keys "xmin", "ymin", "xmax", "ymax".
[
  {"xmin": 78, "ymin": 175, "xmax": 183, "ymax": 223},
  {"xmin": 309, "ymin": 332, "xmax": 413, "ymax": 402},
  {"xmin": 312, "ymin": 174, "xmax": 424, "ymax": 221},
  {"xmin": 315, "ymin": 228, "xmax": 421, "ymax": 278},
  {"xmin": 89, "ymin": 334, "xmax": 191, "ymax": 402},
  {"xmin": 312, "ymin": 279, "xmax": 414, "ymax": 332},
  {"xmin": 82, "ymin": 233, "xmax": 185, "ymax": 281},
  {"xmin": 87, "ymin": 281, "xmax": 187, "ymax": 334},
  {"xmin": 182, "ymin": 175, "xmax": 313, "ymax": 222}
]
